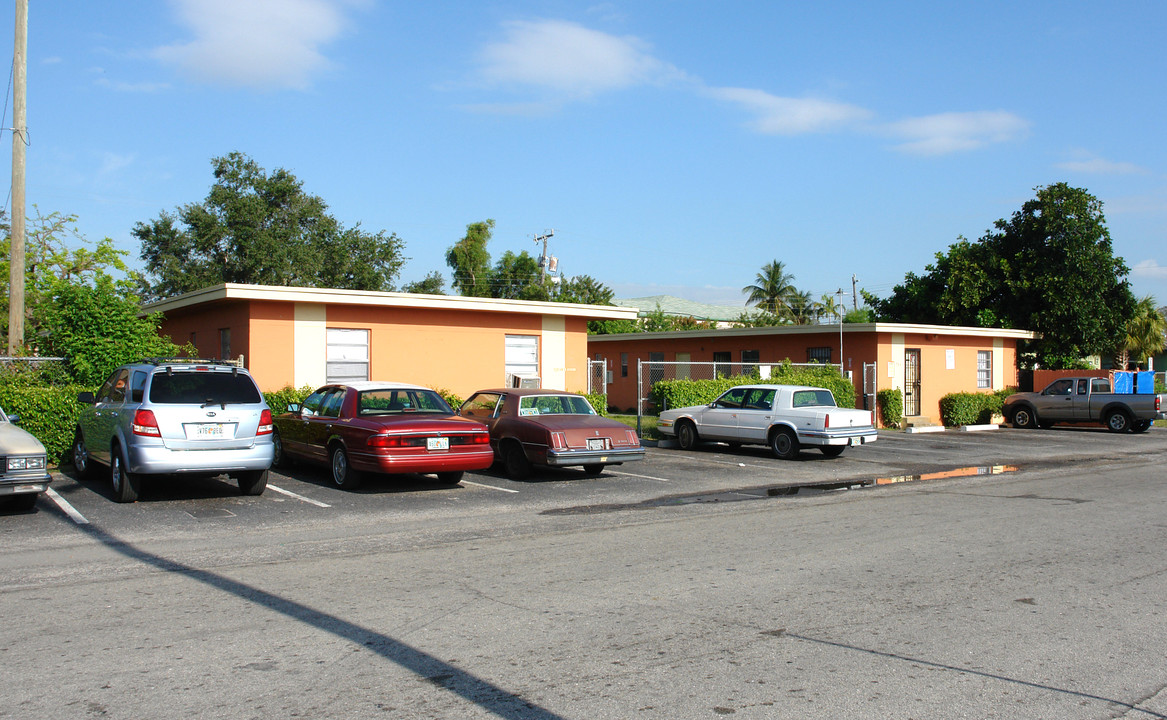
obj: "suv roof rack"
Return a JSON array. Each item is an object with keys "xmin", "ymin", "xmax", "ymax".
[{"xmin": 138, "ymin": 357, "xmax": 227, "ymax": 366}]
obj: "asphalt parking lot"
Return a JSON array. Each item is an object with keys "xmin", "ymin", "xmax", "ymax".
[
  {"xmin": 5, "ymin": 424, "xmax": 1166, "ymax": 720},
  {"xmin": 8, "ymin": 424, "xmax": 1165, "ymax": 535}
]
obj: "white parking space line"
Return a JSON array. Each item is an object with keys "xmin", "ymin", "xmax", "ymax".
[
  {"xmin": 460, "ymin": 480, "xmax": 519, "ymax": 493},
  {"xmin": 607, "ymin": 470, "xmax": 672, "ymax": 482},
  {"xmin": 45, "ymin": 488, "xmax": 89, "ymax": 525},
  {"xmin": 266, "ymin": 483, "xmax": 332, "ymax": 507}
]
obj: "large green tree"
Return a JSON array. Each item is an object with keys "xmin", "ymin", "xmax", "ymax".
[
  {"xmin": 133, "ymin": 152, "xmax": 404, "ymax": 300},
  {"xmin": 446, "ymin": 219, "xmax": 495, "ymax": 297},
  {"xmin": 869, "ymin": 183, "xmax": 1136, "ymax": 367}
]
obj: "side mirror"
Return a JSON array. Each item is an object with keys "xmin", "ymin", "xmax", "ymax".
[
  {"xmin": 8, "ymin": 413, "xmax": 20, "ymax": 424},
  {"xmin": 77, "ymin": 391, "xmax": 96, "ymax": 404}
]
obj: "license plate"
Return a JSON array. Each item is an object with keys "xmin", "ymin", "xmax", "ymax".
[
  {"xmin": 587, "ymin": 438, "xmax": 607, "ymax": 450},
  {"xmin": 191, "ymin": 423, "xmax": 227, "ymax": 439},
  {"xmin": 427, "ymin": 437, "xmax": 450, "ymax": 451}
]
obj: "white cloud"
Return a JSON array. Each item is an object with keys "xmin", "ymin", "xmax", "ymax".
[
  {"xmin": 886, "ymin": 111, "xmax": 1029, "ymax": 155},
  {"xmin": 476, "ymin": 19, "xmax": 684, "ymax": 98},
  {"xmin": 1055, "ymin": 151, "xmax": 1148, "ymax": 175},
  {"xmin": 1132, "ymin": 259, "xmax": 1167, "ymax": 279},
  {"xmin": 706, "ymin": 87, "xmax": 871, "ymax": 135},
  {"xmin": 153, "ymin": 0, "xmax": 355, "ymax": 90}
]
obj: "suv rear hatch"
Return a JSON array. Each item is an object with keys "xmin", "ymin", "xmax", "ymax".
[{"xmin": 147, "ymin": 370, "xmax": 266, "ymax": 450}]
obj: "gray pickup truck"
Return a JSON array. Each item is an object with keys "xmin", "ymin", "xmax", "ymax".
[{"xmin": 1003, "ymin": 376, "xmax": 1165, "ymax": 433}]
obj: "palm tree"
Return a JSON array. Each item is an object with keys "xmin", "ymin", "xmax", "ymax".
[
  {"xmin": 819, "ymin": 292, "xmax": 841, "ymax": 324},
  {"xmin": 786, "ymin": 290, "xmax": 818, "ymax": 325},
  {"xmin": 742, "ymin": 260, "xmax": 796, "ymax": 317},
  {"xmin": 1118, "ymin": 295, "xmax": 1167, "ymax": 370}
]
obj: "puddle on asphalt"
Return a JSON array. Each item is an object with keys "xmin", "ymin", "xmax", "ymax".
[
  {"xmin": 542, "ymin": 465, "xmax": 1021, "ymax": 516},
  {"xmin": 874, "ymin": 465, "xmax": 1019, "ymax": 486}
]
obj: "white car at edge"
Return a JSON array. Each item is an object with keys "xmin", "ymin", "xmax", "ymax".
[{"xmin": 657, "ymin": 384, "xmax": 877, "ymax": 460}]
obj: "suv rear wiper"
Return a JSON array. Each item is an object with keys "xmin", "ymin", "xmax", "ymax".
[{"xmin": 200, "ymin": 399, "xmax": 229, "ymax": 410}]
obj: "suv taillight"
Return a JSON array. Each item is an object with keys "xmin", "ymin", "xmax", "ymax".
[
  {"xmin": 132, "ymin": 409, "xmax": 161, "ymax": 437},
  {"xmin": 257, "ymin": 409, "xmax": 273, "ymax": 436}
]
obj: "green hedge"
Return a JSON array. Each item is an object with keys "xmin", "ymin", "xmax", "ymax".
[
  {"xmin": 0, "ymin": 384, "xmax": 89, "ymax": 464},
  {"xmin": 876, "ymin": 388, "xmax": 903, "ymax": 429},
  {"xmin": 262, "ymin": 385, "xmax": 316, "ymax": 415},
  {"xmin": 938, "ymin": 388, "xmax": 1014, "ymax": 426},
  {"xmin": 582, "ymin": 392, "xmax": 608, "ymax": 417},
  {"xmin": 650, "ymin": 362, "xmax": 857, "ymax": 413}
]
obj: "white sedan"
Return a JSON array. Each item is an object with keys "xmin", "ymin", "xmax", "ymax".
[{"xmin": 657, "ymin": 384, "xmax": 877, "ymax": 460}]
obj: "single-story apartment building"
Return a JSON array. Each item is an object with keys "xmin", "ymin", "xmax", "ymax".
[
  {"xmin": 146, "ymin": 283, "xmax": 638, "ymax": 398},
  {"xmin": 588, "ymin": 323, "xmax": 1039, "ymax": 425}
]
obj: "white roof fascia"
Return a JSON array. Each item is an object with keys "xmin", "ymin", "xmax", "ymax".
[
  {"xmin": 144, "ymin": 283, "xmax": 639, "ymax": 321},
  {"xmin": 587, "ymin": 322, "xmax": 1039, "ymax": 342}
]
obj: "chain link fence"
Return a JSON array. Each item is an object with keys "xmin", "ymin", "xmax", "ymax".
[
  {"xmin": 0, "ymin": 356, "xmax": 70, "ymax": 385},
  {"xmin": 587, "ymin": 358, "xmax": 607, "ymax": 396},
  {"xmin": 635, "ymin": 359, "xmax": 847, "ymax": 418}
]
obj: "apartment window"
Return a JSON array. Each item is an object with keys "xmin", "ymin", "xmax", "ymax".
[
  {"xmin": 807, "ymin": 347, "xmax": 832, "ymax": 364},
  {"xmin": 219, "ymin": 328, "xmax": 231, "ymax": 361},
  {"xmin": 327, "ymin": 328, "xmax": 370, "ymax": 383},
  {"xmin": 977, "ymin": 350, "xmax": 992, "ymax": 389},
  {"xmin": 742, "ymin": 349, "xmax": 760, "ymax": 376},
  {"xmin": 713, "ymin": 351, "xmax": 731, "ymax": 378},
  {"xmin": 505, "ymin": 335, "xmax": 539, "ymax": 383}
]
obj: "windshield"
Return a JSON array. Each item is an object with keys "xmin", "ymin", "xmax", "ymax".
[
  {"xmin": 518, "ymin": 395, "xmax": 596, "ymax": 416},
  {"xmin": 149, "ymin": 371, "xmax": 262, "ymax": 404},
  {"xmin": 358, "ymin": 389, "xmax": 452, "ymax": 415}
]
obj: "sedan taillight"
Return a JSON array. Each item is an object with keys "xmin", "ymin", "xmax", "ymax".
[
  {"xmin": 550, "ymin": 432, "xmax": 567, "ymax": 449},
  {"xmin": 257, "ymin": 409, "xmax": 273, "ymax": 436},
  {"xmin": 132, "ymin": 409, "xmax": 161, "ymax": 437}
]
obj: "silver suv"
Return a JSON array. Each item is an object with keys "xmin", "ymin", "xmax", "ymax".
[{"xmin": 72, "ymin": 358, "xmax": 274, "ymax": 502}]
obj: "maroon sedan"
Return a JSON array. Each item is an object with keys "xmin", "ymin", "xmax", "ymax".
[
  {"xmin": 458, "ymin": 388, "xmax": 645, "ymax": 479},
  {"xmin": 272, "ymin": 382, "xmax": 493, "ymax": 489}
]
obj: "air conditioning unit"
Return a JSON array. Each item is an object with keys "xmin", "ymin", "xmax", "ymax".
[{"xmin": 507, "ymin": 374, "xmax": 541, "ymax": 388}]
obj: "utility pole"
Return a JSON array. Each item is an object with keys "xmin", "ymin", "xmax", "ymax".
[
  {"xmin": 7, "ymin": 0, "xmax": 27, "ymax": 354},
  {"xmin": 837, "ymin": 288, "xmax": 844, "ymax": 374},
  {"xmin": 533, "ymin": 230, "xmax": 555, "ymax": 284},
  {"xmin": 851, "ymin": 274, "xmax": 858, "ymax": 311}
]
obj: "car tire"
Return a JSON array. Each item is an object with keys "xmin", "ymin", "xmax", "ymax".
[
  {"xmin": 237, "ymin": 469, "xmax": 268, "ymax": 496},
  {"xmin": 582, "ymin": 464, "xmax": 604, "ymax": 475},
  {"xmin": 330, "ymin": 446, "xmax": 362, "ymax": 490},
  {"xmin": 110, "ymin": 447, "xmax": 141, "ymax": 503},
  {"xmin": 1132, "ymin": 420, "xmax": 1152, "ymax": 434},
  {"xmin": 1104, "ymin": 409, "xmax": 1132, "ymax": 433},
  {"xmin": 503, "ymin": 443, "xmax": 532, "ymax": 480},
  {"xmin": 436, "ymin": 471, "xmax": 464, "ymax": 484},
  {"xmin": 820, "ymin": 445, "xmax": 845, "ymax": 458},
  {"xmin": 72, "ymin": 428, "xmax": 95, "ymax": 480},
  {"xmin": 1011, "ymin": 406, "xmax": 1038, "ymax": 429},
  {"xmin": 676, "ymin": 421, "xmax": 699, "ymax": 451},
  {"xmin": 770, "ymin": 428, "xmax": 800, "ymax": 460},
  {"xmin": 271, "ymin": 428, "xmax": 289, "ymax": 468}
]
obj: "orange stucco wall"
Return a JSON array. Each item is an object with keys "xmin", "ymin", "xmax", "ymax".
[
  {"xmin": 591, "ymin": 329, "xmax": 1021, "ymax": 422},
  {"xmin": 157, "ymin": 300, "xmax": 593, "ymax": 400}
]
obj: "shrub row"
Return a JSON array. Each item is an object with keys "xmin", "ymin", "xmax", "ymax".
[
  {"xmin": 650, "ymin": 362, "xmax": 857, "ymax": 413},
  {"xmin": 876, "ymin": 388, "xmax": 903, "ymax": 429},
  {"xmin": 0, "ymin": 384, "xmax": 89, "ymax": 464},
  {"xmin": 938, "ymin": 388, "xmax": 1015, "ymax": 427}
]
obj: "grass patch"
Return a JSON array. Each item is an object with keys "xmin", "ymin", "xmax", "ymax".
[{"xmin": 610, "ymin": 414, "xmax": 660, "ymax": 439}]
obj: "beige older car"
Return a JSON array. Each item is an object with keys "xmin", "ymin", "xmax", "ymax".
[{"xmin": 0, "ymin": 405, "xmax": 51, "ymax": 512}]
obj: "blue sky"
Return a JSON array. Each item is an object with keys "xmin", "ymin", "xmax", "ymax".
[{"xmin": 4, "ymin": 1, "xmax": 1165, "ymax": 308}]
